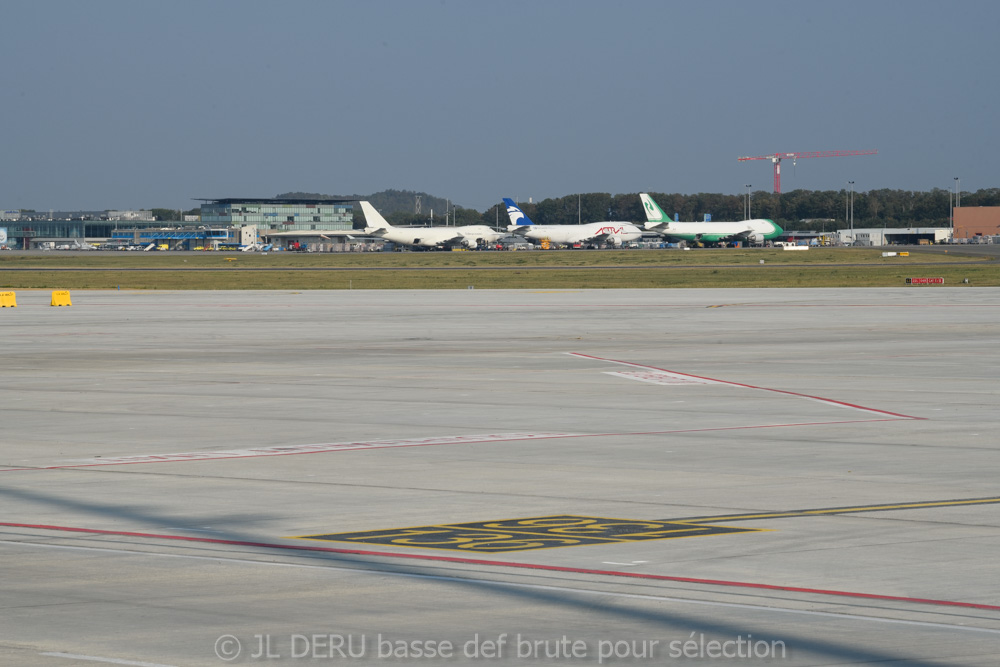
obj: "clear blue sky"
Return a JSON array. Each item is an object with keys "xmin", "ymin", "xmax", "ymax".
[{"xmin": 2, "ymin": 0, "xmax": 996, "ymax": 212}]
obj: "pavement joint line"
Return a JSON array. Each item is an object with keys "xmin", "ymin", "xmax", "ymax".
[
  {"xmin": 9, "ymin": 541, "xmax": 1000, "ymax": 635},
  {"xmin": 0, "ymin": 419, "xmax": 908, "ymax": 473},
  {"xmin": 39, "ymin": 652, "xmax": 177, "ymax": 666},
  {"xmin": 3, "ymin": 542, "xmax": 1000, "ymax": 640},
  {"xmin": 3, "ymin": 520, "xmax": 999, "ymax": 613}
]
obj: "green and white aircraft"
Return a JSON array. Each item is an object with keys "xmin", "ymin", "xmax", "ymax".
[{"xmin": 639, "ymin": 193, "xmax": 782, "ymax": 246}]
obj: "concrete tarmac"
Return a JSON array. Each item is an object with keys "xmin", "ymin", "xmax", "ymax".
[{"xmin": 2, "ymin": 288, "xmax": 999, "ymax": 666}]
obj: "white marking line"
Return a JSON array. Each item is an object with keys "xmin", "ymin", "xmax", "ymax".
[
  {"xmin": 602, "ymin": 560, "xmax": 650, "ymax": 566},
  {"xmin": 11, "ymin": 541, "xmax": 1000, "ymax": 636},
  {"xmin": 56, "ymin": 433, "xmax": 577, "ymax": 468},
  {"xmin": 606, "ymin": 370, "xmax": 723, "ymax": 386},
  {"xmin": 571, "ymin": 352, "xmax": 920, "ymax": 420},
  {"xmin": 40, "ymin": 653, "xmax": 176, "ymax": 667}
]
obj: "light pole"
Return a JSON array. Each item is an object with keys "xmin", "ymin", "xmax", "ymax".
[
  {"xmin": 850, "ymin": 181, "xmax": 855, "ymax": 242},
  {"xmin": 949, "ymin": 182, "xmax": 954, "ymax": 239},
  {"xmin": 848, "ymin": 181, "xmax": 855, "ymax": 245},
  {"xmin": 953, "ymin": 177, "xmax": 960, "ymax": 240},
  {"xmin": 744, "ymin": 184, "xmax": 752, "ymax": 220},
  {"xmin": 845, "ymin": 184, "xmax": 849, "ymax": 244}
]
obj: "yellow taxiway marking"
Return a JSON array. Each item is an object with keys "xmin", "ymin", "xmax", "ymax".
[
  {"xmin": 290, "ymin": 497, "xmax": 1000, "ymax": 553},
  {"xmin": 684, "ymin": 497, "xmax": 1000, "ymax": 524},
  {"xmin": 293, "ymin": 514, "xmax": 764, "ymax": 553}
]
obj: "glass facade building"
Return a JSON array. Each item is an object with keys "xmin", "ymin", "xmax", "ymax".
[
  {"xmin": 199, "ymin": 199, "xmax": 355, "ymax": 232},
  {"xmin": 1, "ymin": 218, "xmax": 165, "ymax": 248}
]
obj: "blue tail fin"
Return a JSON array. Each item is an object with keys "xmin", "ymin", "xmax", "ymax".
[{"xmin": 503, "ymin": 198, "xmax": 534, "ymax": 226}]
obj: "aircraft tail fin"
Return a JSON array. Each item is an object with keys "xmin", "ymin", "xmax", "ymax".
[
  {"xmin": 639, "ymin": 193, "xmax": 669, "ymax": 224},
  {"xmin": 503, "ymin": 198, "xmax": 534, "ymax": 226},
  {"xmin": 359, "ymin": 201, "xmax": 392, "ymax": 231}
]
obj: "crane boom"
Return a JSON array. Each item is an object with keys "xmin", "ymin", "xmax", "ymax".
[{"xmin": 737, "ymin": 150, "xmax": 877, "ymax": 193}]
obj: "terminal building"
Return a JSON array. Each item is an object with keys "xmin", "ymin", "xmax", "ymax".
[
  {"xmin": 0, "ymin": 210, "xmax": 164, "ymax": 249},
  {"xmin": 198, "ymin": 198, "xmax": 353, "ymax": 229},
  {"xmin": 110, "ymin": 199, "xmax": 361, "ymax": 250},
  {"xmin": 198, "ymin": 198, "xmax": 357, "ymax": 249},
  {"xmin": 0, "ymin": 199, "xmax": 362, "ymax": 250},
  {"xmin": 107, "ymin": 210, "xmax": 155, "ymax": 221}
]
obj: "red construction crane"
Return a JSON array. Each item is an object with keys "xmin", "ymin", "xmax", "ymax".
[{"xmin": 737, "ymin": 149, "xmax": 877, "ymax": 193}]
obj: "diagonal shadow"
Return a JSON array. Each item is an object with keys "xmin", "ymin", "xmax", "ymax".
[{"xmin": 0, "ymin": 483, "xmax": 988, "ymax": 666}]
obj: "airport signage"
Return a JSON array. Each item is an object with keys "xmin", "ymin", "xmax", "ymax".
[
  {"xmin": 905, "ymin": 277, "xmax": 944, "ymax": 285},
  {"xmin": 0, "ymin": 228, "xmax": 6, "ymax": 244}
]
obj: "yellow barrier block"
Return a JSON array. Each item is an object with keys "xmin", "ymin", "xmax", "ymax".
[
  {"xmin": 899, "ymin": 252, "xmax": 909, "ymax": 256},
  {"xmin": 51, "ymin": 290, "xmax": 72, "ymax": 307},
  {"xmin": 0, "ymin": 291, "xmax": 16, "ymax": 307}
]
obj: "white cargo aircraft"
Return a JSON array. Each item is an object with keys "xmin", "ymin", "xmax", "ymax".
[
  {"xmin": 503, "ymin": 198, "xmax": 642, "ymax": 247},
  {"xmin": 639, "ymin": 193, "xmax": 782, "ymax": 246},
  {"xmin": 360, "ymin": 201, "xmax": 502, "ymax": 249}
]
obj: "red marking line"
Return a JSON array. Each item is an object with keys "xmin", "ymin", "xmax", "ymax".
[
  {"xmin": 3, "ymin": 521, "xmax": 997, "ymax": 613},
  {"xmin": 569, "ymin": 352, "xmax": 924, "ymax": 420}
]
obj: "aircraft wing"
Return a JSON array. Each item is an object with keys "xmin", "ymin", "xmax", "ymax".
[
  {"xmin": 706, "ymin": 228, "xmax": 754, "ymax": 243},
  {"xmin": 724, "ymin": 229, "xmax": 753, "ymax": 242}
]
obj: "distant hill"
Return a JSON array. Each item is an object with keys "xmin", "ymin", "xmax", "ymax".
[{"xmin": 275, "ymin": 189, "xmax": 453, "ymax": 217}]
